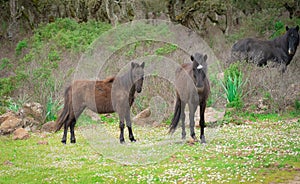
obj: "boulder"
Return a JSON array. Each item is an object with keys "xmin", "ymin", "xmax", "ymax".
[
  {"xmin": 204, "ymin": 107, "xmax": 226, "ymax": 123},
  {"xmin": 84, "ymin": 109, "xmax": 101, "ymax": 122},
  {"xmin": 133, "ymin": 108, "xmax": 153, "ymax": 126},
  {"xmin": 41, "ymin": 121, "xmax": 56, "ymax": 133},
  {"xmin": 13, "ymin": 128, "xmax": 30, "ymax": 140},
  {"xmin": 22, "ymin": 116, "xmax": 41, "ymax": 132},
  {"xmin": 22, "ymin": 102, "xmax": 44, "ymax": 123},
  {"xmin": 0, "ymin": 115, "xmax": 22, "ymax": 134},
  {"xmin": 133, "ymin": 108, "xmax": 151, "ymax": 120},
  {"xmin": 0, "ymin": 111, "xmax": 17, "ymax": 126}
]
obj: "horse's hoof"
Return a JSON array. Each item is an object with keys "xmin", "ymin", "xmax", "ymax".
[
  {"xmin": 71, "ymin": 139, "xmax": 76, "ymax": 144},
  {"xmin": 200, "ymin": 136, "xmax": 206, "ymax": 144},
  {"xmin": 61, "ymin": 140, "xmax": 66, "ymax": 144},
  {"xmin": 120, "ymin": 139, "xmax": 125, "ymax": 144},
  {"xmin": 130, "ymin": 138, "xmax": 136, "ymax": 142}
]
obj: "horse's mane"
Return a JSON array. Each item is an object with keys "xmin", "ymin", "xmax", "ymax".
[{"xmin": 103, "ymin": 76, "xmax": 115, "ymax": 83}]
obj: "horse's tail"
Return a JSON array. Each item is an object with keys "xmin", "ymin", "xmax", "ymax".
[
  {"xmin": 55, "ymin": 86, "xmax": 71, "ymax": 132},
  {"xmin": 168, "ymin": 94, "xmax": 181, "ymax": 134}
]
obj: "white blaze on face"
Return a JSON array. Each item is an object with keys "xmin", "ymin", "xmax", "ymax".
[
  {"xmin": 288, "ymin": 48, "xmax": 293, "ymax": 55},
  {"xmin": 197, "ymin": 64, "xmax": 203, "ymax": 70}
]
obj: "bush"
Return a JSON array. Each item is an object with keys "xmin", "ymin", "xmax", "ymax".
[
  {"xmin": 45, "ymin": 97, "xmax": 63, "ymax": 122},
  {"xmin": 15, "ymin": 39, "xmax": 28, "ymax": 56}
]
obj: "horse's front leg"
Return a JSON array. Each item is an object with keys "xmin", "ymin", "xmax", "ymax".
[
  {"xmin": 125, "ymin": 112, "xmax": 136, "ymax": 142},
  {"xmin": 188, "ymin": 103, "xmax": 197, "ymax": 141},
  {"xmin": 119, "ymin": 116, "xmax": 125, "ymax": 144},
  {"xmin": 199, "ymin": 101, "xmax": 206, "ymax": 143},
  {"xmin": 180, "ymin": 102, "xmax": 186, "ymax": 139}
]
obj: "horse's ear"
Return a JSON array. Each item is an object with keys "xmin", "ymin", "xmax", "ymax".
[
  {"xmin": 286, "ymin": 26, "xmax": 289, "ymax": 31},
  {"xmin": 203, "ymin": 54, "xmax": 207, "ymax": 61},
  {"xmin": 131, "ymin": 62, "xmax": 136, "ymax": 68},
  {"xmin": 140, "ymin": 62, "xmax": 145, "ymax": 68},
  {"xmin": 191, "ymin": 55, "xmax": 194, "ymax": 61},
  {"xmin": 296, "ymin": 25, "xmax": 299, "ymax": 31}
]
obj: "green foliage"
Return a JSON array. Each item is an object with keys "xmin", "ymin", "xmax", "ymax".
[
  {"xmin": 6, "ymin": 18, "xmax": 112, "ymax": 122},
  {"xmin": 48, "ymin": 50, "xmax": 60, "ymax": 62},
  {"xmin": 100, "ymin": 114, "xmax": 118, "ymax": 125},
  {"xmin": 221, "ymin": 63, "xmax": 246, "ymax": 108},
  {"xmin": 6, "ymin": 98, "xmax": 20, "ymax": 113},
  {"xmin": 154, "ymin": 43, "xmax": 178, "ymax": 55},
  {"xmin": 163, "ymin": 114, "xmax": 173, "ymax": 125},
  {"xmin": 45, "ymin": 97, "xmax": 63, "ymax": 122},
  {"xmin": 107, "ymin": 21, "xmax": 171, "ymax": 52},
  {"xmin": 15, "ymin": 39, "xmax": 28, "ymax": 56},
  {"xmin": 270, "ymin": 20, "xmax": 285, "ymax": 39},
  {"xmin": 0, "ymin": 77, "xmax": 15, "ymax": 97},
  {"xmin": 34, "ymin": 18, "xmax": 111, "ymax": 52},
  {"xmin": 0, "ymin": 58, "xmax": 12, "ymax": 70},
  {"xmin": 5, "ymin": 96, "xmax": 30, "ymax": 113}
]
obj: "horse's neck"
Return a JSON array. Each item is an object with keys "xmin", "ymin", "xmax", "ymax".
[
  {"xmin": 272, "ymin": 34, "xmax": 288, "ymax": 50},
  {"xmin": 119, "ymin": 70, "xmax": 134, "ymax": 92}
]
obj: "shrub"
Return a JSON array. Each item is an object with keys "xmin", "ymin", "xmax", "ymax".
[
  {"xmin": 15, "ymin": 39, "xmax": 28, "ymax": 56},
  {"xmin": 45, "ymin": 96, "xmax": 63, "ymax": 122},
  {"xmin": 221, "ymin": 63, "xmax": 246, "ymax": 108}
]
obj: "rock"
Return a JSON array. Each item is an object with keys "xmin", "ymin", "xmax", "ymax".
[
  {"xmin": 22, "ymin": 102, "xmax": 44, "ymax": 123},
  {"xmin": 204, "ymin": 107, "xmax": 225, "ymax": 123},
  {"xmin": 84, "ymin": 109, "xmax": 101, "ymax": 121},
  {"xmin": 41, "ymin": 121, "xmax": 56, "ymax": 133},
  {"xmin": 23, "ymin": 117, "xmax": 40, "ymax": 128},
  {"xmin": 134, "ymin": 108, "xmax": 151, "ymax": 120},
  {"xmin": 133, "ymin": 108, "xmax": 153, "ymax": 126},
  {"xmin": 0, "ymin": 111, "xmax": 17, "ymax": 126},
  {"xmin": 0, "ymin": 116, "xmax": 22, "ymax": 134},
  {"xmin": 188, "ymin": 107, "xmax": 225, "ymax": 128},
  {"xmin": 13, "ymin": 128, "xmax": 30, "ymax": 140}
]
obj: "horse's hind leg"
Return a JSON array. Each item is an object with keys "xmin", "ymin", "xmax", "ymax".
[
  {"xmin": 61, "ymin": 122, "xmax": 68, "ymax": 144},
  {"xmin": 70, "ymin": 107, "xmax": 84, "ymax": 144},
  {"xmin": 125, "ymin": 112, "xmax": 136, "ymax": 142},
  {"xmin": 70, "ymin": 119, "xmax": 76, "ymax": 143},
  {"xmin": 199, "ymin": 101, "xmax": 206, "ymax": 143},
  {"xmin": 180, "ymin": 103, "xmax": 186, "ymax": 139}
]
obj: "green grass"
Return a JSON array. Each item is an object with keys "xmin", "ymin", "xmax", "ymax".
[{"xmin": 1, "ymin": 117, "xmax": 299, "ymax": 183}]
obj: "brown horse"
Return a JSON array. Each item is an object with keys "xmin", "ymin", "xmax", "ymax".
[
  {"xmin": 55, "ymin": 62, "xmax": 145, "ymax": 144},
  {"xmin": 169, "ymin": 53, "xmax": 210, "ymax": 143}
]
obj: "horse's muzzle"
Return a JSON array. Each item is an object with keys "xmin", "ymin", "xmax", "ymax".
[
  {"xmin": 197, "ymin": 87, "xmax": 205, "ymax": 93},
  {"xmin": 288, "ymin": 48, "xmax": 294, "ymax": 55},
  {"xmin": 136, "ymin": 88, "xmax": 142, "ymax": 93}
]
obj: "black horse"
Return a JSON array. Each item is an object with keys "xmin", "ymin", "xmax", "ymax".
[
  {"xmin": 231, "ymin": 25, "xmax": 299, "ymax": 72},
  {"xmin": 169, "ymin": 53, "xmax": 210, "ymax": 143}
]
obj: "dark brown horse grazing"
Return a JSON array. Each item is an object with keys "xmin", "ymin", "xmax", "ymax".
[
  {"xmin": 55, "ymin": 62, "xmax": 145, "ymax": 144},
  {"xmin": 169, "ymin": 53, "xmax": 210, "ymax": 143}
]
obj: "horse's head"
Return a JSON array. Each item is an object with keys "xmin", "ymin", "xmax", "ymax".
[
  {"xmin": 286, "ymin": 25, "xmax": 299, "ymax": 55},
  {"xmin": 191, "ymin": 53, "xmax": 208, "ymax": 92},
  {"xmin": 131, "ymin": 62, "xmax": 145, "ymax": 93}
]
